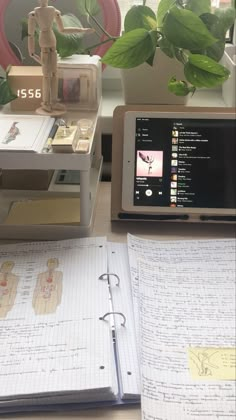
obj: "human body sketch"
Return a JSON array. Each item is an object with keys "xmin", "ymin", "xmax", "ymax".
[
  {"xmin": 32, "ymin": 258, "xmax": 63, "ymax": 315},
  {"xmin": 0, "ymin": 261, "xmax": 19, "ymax": 318},
  {"xmin": 2, "ymin": 122, "xmax": 20, "ymax": 144},
  {"xmin": 28, "ymin": 0, "xmax": 94, "ymax": 114}
]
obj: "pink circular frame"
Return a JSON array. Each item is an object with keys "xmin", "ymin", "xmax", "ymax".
[{"xmin": 0, "ymin": 0, "xmax": 121, "ymax": 70}]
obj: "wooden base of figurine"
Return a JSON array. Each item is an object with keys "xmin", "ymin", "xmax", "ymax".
[{"xmin": 36, "ymin": 107, "xmax": 66, "ymax": 117}]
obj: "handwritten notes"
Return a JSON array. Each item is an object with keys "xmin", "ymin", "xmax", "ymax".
[
  {"xmin": 0, "ymin": 238, "xmax": 117, "ymax": 408},
  {"xmin": 127, "ymin": 235, "xmax": 236, "ymax": 420}
]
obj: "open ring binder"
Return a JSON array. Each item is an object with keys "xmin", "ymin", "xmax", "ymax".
[
  {"xmin": 99, "ymin": 273, "xmax": 120, "ymax": 287},
  {"xmin": 99, "ymin": 311, "xmax": 126, "ymax": 327}
]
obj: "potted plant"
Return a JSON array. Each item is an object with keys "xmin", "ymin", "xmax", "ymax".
[{"xmin": 91, "ymin": 0, "xmax": 236, "ymax": 103}]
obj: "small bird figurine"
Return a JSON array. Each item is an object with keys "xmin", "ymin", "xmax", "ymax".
[{"xmin": 3, "ymin": 122, "xmax": 20, "ymax": 144}]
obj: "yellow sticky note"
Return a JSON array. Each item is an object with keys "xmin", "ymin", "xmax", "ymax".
[{"xmin": 188, "ymin": 347, "xmax": 236, "ymax": 380}]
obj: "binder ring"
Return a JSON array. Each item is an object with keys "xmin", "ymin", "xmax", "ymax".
[
  {"xmin": 99, "ymin": 311, "xmax": 126, "ymax": 327},
  {"xmin": 99, "ymin": 273, "xmax": 120, "ymax": 287}
]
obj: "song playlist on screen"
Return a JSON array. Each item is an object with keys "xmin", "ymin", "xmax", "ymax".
[{"xmin": 134, "ymin": 117, "xmax": 235, "ymax": 209}]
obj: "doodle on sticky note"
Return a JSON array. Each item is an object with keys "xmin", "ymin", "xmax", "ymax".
[{"xmin": 188, "ymin": 347, "xmax": 236, "ymax": 380}]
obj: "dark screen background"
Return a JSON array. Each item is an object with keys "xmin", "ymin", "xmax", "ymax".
[{"xmin": 134, "ymin": 117, "xmax": 236, "ymax": 209}]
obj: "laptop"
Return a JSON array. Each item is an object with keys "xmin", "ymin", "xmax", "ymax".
[{"xmin": 121, "ymin": 110, "xmax": 236, "ymax": 223}]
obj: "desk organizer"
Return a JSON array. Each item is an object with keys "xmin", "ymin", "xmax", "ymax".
[
  {"xmin": 0, "ymin": 103, "xmax": 102, "ymax": 240},
  {"xmin": 57, "ymin": 55, "xmax": 102, "ymax": 111}
]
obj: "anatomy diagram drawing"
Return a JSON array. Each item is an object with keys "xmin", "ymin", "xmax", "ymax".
[
  {"xmin": 32, "ymin": 258, "xmax": 63, "ymax": 315},
  {"xmin": 2, "ymin": 122, "xmax": 20, "ymax": 144},
  {"xmin": 0, "ymin": 261, "xmax": 19, "ymax": 318}
]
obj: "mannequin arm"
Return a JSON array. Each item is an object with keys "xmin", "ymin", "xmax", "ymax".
[
  {"xmin": 55, "ymin": 10, "xmax": 94, "ymax": 34},
  {"xmin": 28, "ymin": 12, "xmax": 41, "ymax": 64}
]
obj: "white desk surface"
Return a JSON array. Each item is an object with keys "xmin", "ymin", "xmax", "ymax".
[{"xmin": 0, "ymin": 182, "xmax": 235, "ymax": 419}]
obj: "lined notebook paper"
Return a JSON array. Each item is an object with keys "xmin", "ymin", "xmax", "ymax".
[
  {"xmin": 0, "ymin": 238, "xmax": 117, "ymax": 410},
  {"xmin": 127, "ymin": 235, "xmax": 236, "ymax": 420},
  {"xmin": 0, "ymin": 235, "xmax": 235, "ymax": 417}
]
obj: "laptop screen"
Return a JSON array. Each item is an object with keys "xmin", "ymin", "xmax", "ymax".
[{"xmin": 133, "ymin": 117, "xmax": 235, "ymax": 209}]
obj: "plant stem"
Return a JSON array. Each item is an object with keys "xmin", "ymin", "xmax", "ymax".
[
  {"xmin": 85, "ymin": 0, "xmax": 113, "ymax": 39},
  {"xmin": 84, "ymin": 36, "xmax": 118, "ymax": 53}
]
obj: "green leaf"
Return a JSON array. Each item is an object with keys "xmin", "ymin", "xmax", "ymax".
[
  {"xmin": 0, "ymin": 78, "xmax": 17, "ymax": 106},
  {"xmin": 184, "ymin": 54, "xmax": 230, "ymax": 87},
  {"xmin": 124, "ymin": 6, "xmax": 157, "ymax": 32},
  {"xmin": 75, "ymin": 0, "xmax": 100, "ymax": 16},
  {"xmin": 158, "ymin": 36, "xmax": 176, "ymax": 58},
  {"xmin": 157, "ymin": 0, "xmax": 175, "ymax": 28},
  {"xmin": 185, "ymin": 0, "xmax": 211, "ymax": 16},
  {"xmin": 214, "ymin": 7, "xmax": 236, "ymax": 34},
  {"xmin": 101, "ymin": 28, "xmax": 157, "ymax": 68},
  {"xmin": 205, "ymin": 40, "xmax": 225, "ymax": 62},
  {"xmin": 53, "ymin": 14, "xmax": 84, "ymax": 58},
  {"xmin": 168, "ymin": 77, "xmax": 196, "ymax": 96},
  {"xmin": 146, "ymin": 51, "xmax": 156, "ymax": 66},
  {"xmin": 200, "ymin": 13, "xmax": 226, "ymax": 61},
  {"xmin": 162, "ymin": 6, "xmax": 217, "ymax": 50},
  {"xmin": 21, "ymin": 18, "xmax": 30, "ymax": 40}
]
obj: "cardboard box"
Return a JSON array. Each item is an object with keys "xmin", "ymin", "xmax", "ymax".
[{"xmin": 0, "ymin": 170, "xmax": 54, "ymax": 190}]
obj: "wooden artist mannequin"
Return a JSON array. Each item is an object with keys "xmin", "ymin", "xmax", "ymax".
[{"xmin": 28, "ymin": 0, "xmax": 94, "ymax": 115}]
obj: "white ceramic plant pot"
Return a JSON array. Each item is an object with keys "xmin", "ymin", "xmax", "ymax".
[
  {"xmin": 221, "ymin": 44, "xmax": 236, "ymax": 107},
  {"xmin": 121, "ymin": 47, "xmax": 188, "ymax": 105}
]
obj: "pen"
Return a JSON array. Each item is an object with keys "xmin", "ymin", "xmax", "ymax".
[{"xmin": 42, "ymin": 119, "xmax": 63, "ymax": 153}]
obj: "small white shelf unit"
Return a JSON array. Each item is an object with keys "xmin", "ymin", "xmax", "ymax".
[{"xmin": 0, "ymin": 104, "xmax": 103, "ymax": 240}]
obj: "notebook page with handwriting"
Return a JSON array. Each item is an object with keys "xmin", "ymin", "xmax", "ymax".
[
  {"xmin": 0, "ymin": 237, "xmax": 118, "ymax": 411},
  {"xmin": 106, "ymin": 242, "xmax": 140, "ymax": 400},
  {"xmin": 126, "ymin": 235, "xmax": 235, "ymax": 419},
  {"xmin": 127, "ymin": 235, "xmax": 236, "ymax": 342},
  {"xmin": 138, "ymin": 258, "xmax": 236, "ymax": 420}
]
